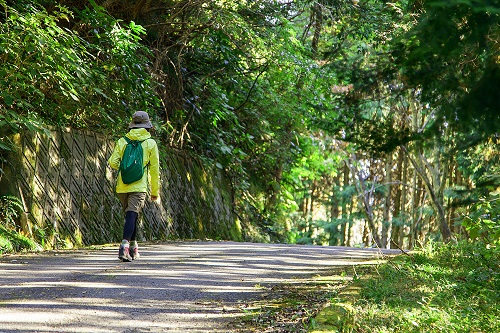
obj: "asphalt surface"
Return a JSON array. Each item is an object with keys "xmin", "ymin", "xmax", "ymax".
[{"xmin": 0, "ymin": 241, "xmax": 399, "ymax": 333}]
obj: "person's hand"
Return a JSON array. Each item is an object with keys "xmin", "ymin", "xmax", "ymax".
[{"xmin": 151, "ymin": 195, "xmax": 158, "ymax": 201}]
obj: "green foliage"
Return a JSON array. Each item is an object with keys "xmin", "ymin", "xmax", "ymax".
[
  {"xmin": 0, "ymin": 194, "xmax": 41, "ymax": 253},
  {"xmin": 295, "ymin": 218, "xmax": 352, "ymax": 246},
  {"xmin": 1, "ymin": 0, "xmax": 497, "ymax": 248},
  {"xmin": 0, "ymin": 1, "xmax": 159, "ymax": 133},
  {"xmin": 152, "ymin": 1, "xmax": 339, "ymax": 241},
  {"xmin": 0, "ymin": 224, "xmax": 41, "ymax": 253},
  {"xmin": 462, "ymin": 197, "xmax": 500, "ymax": 245},
  {"xmin": 395, "ymin": 0, "xmax": 500, "ymax": 147},
  {"xmin": 306, "ymin": 0, "xmax": 416, "ymax": 153},
  {"xmin": 325, "ymin": 242, "xmax": 499, "ymax": 332},
  {"xmin": 308, "ymin": 0, "xmax": 499, "ymax": 154},
  {"xmin": 75, "ymin": 1, "xmax": 160, "ymax": 130},
  {"xmin": 289, "ymin": 0, "xmax": 500, "ymax": 246},
  {"xmin": 0, "ymin": 194, "xmax": 23, "ymax": 229},
  {"xmin": 449, "ymin": 139, "xmax": 500, "ymax": 244},
  {"xmin": 0, "ymin": 3, "xmax": 162, "ymax": 252}
]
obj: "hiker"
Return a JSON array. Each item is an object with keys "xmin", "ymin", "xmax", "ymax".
[{"xmin": 108, "ymin": 111, "xmax": 160, "ymax": 262}]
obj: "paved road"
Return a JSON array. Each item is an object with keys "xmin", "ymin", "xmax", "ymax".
[{"xmin": 0, "ymin": 241, "xmax": 399, "ymax": 333}]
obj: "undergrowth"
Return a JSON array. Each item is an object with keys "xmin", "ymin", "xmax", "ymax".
[
  {"xmin": 311, "ymin": 242, "xmax": 499, "ymax": 333},
  {"xmin": 0, "ymin": 224, "xmax": 41, "ymax": 254},
  {"xmin": 0, "ymin": 195, "xmax": 41, "ymax": 254},
  {"xmin": 233, "ymin": 242, "xmax": 499, "ymax": 333}
]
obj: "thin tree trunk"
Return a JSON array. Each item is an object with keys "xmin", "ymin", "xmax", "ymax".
[
  {"xmin": 400, "ymin": 150, "xmax": 409, "ymax": 246},
  {"xmin": 401, "ymin": 145, "xmax": 454, "ymax": 243},
  {"xmin": 391, "ymin": 149, "xmax": 404, "ymax": 249},
  {"xmin": 329, "ymin": 174, "xmax": 340, "ymax": 245},
  {"xmin": 381, "ymin": 153, "xmax": 392, "ymax": 248},
  {"xmin": 347, "ymin": 155, "xmax": 382, "ymax": 247},
  {"xmin": 341, "ymin": 163, "xmax": 350, "ymax": 246},
  {"xmin": 347, "ymin": 195, "xmax": 354, "ymax": 247},
  {"xmin": 311, "ymin": 3, "xmax": 322, "ymax": 56},
  {"xmin": 410, "ymin": 178, "xmax": 425, "ymax": 249}
]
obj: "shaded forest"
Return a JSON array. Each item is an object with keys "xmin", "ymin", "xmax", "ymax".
[{"xmin": 1, "ymin": 0, "xmax": 499, "ymax": 249}]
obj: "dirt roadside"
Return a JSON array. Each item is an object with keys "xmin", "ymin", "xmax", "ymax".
[{"xmin": 0, "ymin": 241, "xmax": 399, "ymax": 333}]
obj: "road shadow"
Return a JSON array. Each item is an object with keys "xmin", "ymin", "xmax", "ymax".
[{"xmin": 0, "ymin": 241, "xmax": 400, "ymax": 333}]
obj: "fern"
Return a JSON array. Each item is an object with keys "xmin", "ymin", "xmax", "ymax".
[
  {"xmin": 0, "ymin": 224, "xmax": 41, "ymax": 253},
  {"xmin": 0, "ymin": 195, "xmax": 24, "ymax": 229}
]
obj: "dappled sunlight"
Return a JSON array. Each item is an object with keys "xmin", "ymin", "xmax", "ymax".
[
  {"xmin": 0, "ymin": 307, "xmax": 71, "ymax": 323},
  {"xmin": 0, "ymin": 297, "xmax": 244, "ymax": 333},
  {"xmin": 201, "ymin": 285, "xmax": 262, "ymax": 293},
  {"xmin": 10, "ymin": 281, "xmax": 124, "ymax": 289},
  {"xmin": 0, "ymin": 241, "xmax": 397, "ymax": 332}
]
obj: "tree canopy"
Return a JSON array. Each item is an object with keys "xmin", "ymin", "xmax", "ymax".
[{"xmin": 1, "ymin": 0, "xmax": 499, "ymax": 247}]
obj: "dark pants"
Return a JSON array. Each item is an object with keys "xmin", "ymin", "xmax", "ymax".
[{"xmin": 117, "ymin": 192, "xmax": 147, "ymax": 241}]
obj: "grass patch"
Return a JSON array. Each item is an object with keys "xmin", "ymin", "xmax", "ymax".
[
  {"xmin": 311, "ymin": 242, "xmax": 500, "ymax": 333},
  {"xmin": 233, "ymin": 243, "xmax": 499, "ymax": 333}
]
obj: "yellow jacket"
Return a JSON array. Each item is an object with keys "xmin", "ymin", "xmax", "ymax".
[{"xmin": 108, "ymin": 128, "xmax": 160, "ymax": 197}]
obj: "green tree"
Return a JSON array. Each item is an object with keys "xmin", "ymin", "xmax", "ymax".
[
  {"xmin": 0, "ymin": 0, "xmax": 160, "ymax": 186},
  {"xmin": 0, "ymin": 0, "xmax": 158, "ymax": 133},
  {"xmin": 301, "ymin": 0, "xmax": 499, "ymax": 244},
  {"xmin": 395, "ymin": 0, "xmax": 500, "ymax": 147},
  {"xmin": 392, "ymin": 1, "xmax": 500, "ymax": 243}
]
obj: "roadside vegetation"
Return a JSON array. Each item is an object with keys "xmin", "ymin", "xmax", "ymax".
[
  {"xmin": 2, "ymin": 0, "xmax": 500, "ymax": 253},
  {"xmin": 0, "ymin": 195, "xmax": 40, "ymax": 253},
  {"xmin": 234, "ymin": 242, "xmax": 499, "ymax": 333},
  {"xmin": 320, "ymin": 242, "xmax": 500, "ymax": 333}
]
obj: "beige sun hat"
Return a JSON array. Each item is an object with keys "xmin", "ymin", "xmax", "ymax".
[{"xmin": 129, "ymin": 111, "xmax": 152, "ymax": 129}]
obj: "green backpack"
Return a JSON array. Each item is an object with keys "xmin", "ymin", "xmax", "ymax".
[{"xmin": 119, "ymin": 137, "xmax": 149, "ymax": 184}]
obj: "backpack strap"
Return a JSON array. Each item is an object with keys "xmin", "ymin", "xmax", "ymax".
[{"xmin": 123, "ymin": 136, "xmax": 150, "ymax": 144}]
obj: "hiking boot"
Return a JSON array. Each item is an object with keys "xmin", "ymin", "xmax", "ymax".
[
  {"xmin": 118, "ymin": 244, "xmax": 132, "ymax": 262},
  {"xmin": 130, "ymin": 246, "xmax": 140, "ymax": 260}
]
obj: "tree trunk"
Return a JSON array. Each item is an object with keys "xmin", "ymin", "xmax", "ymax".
[
  {"xmin": 401, "ymin": 145, "xmax": 454, "ymax": 243},
  {"xmin": 391, "ymin": 149, "xmax": 404, "ymax": 249},
  {"xmin": 311, "ymin": 3, "xmax": 322, "ymax": 56},
  {"xmin": 409, "ymin": 172, "xmax": 423, "ymax": 249},
  {"xmin": 347, "ymin": 195, "xmax": 354, "ymax": 247},
  {"xmin": 381, "ymin": 153, "xmax": 392, "ymax": 248},
  {"xmin": 400, "ymin": 150, "xmax": 409, "ymax": 246},
  {"xmin": 329, "ymin": 174, "xmax": 340, "ymax": 245},
  {"xmin": 346, "ymin": 155, "xmax": 382, "ymax": 247}
]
